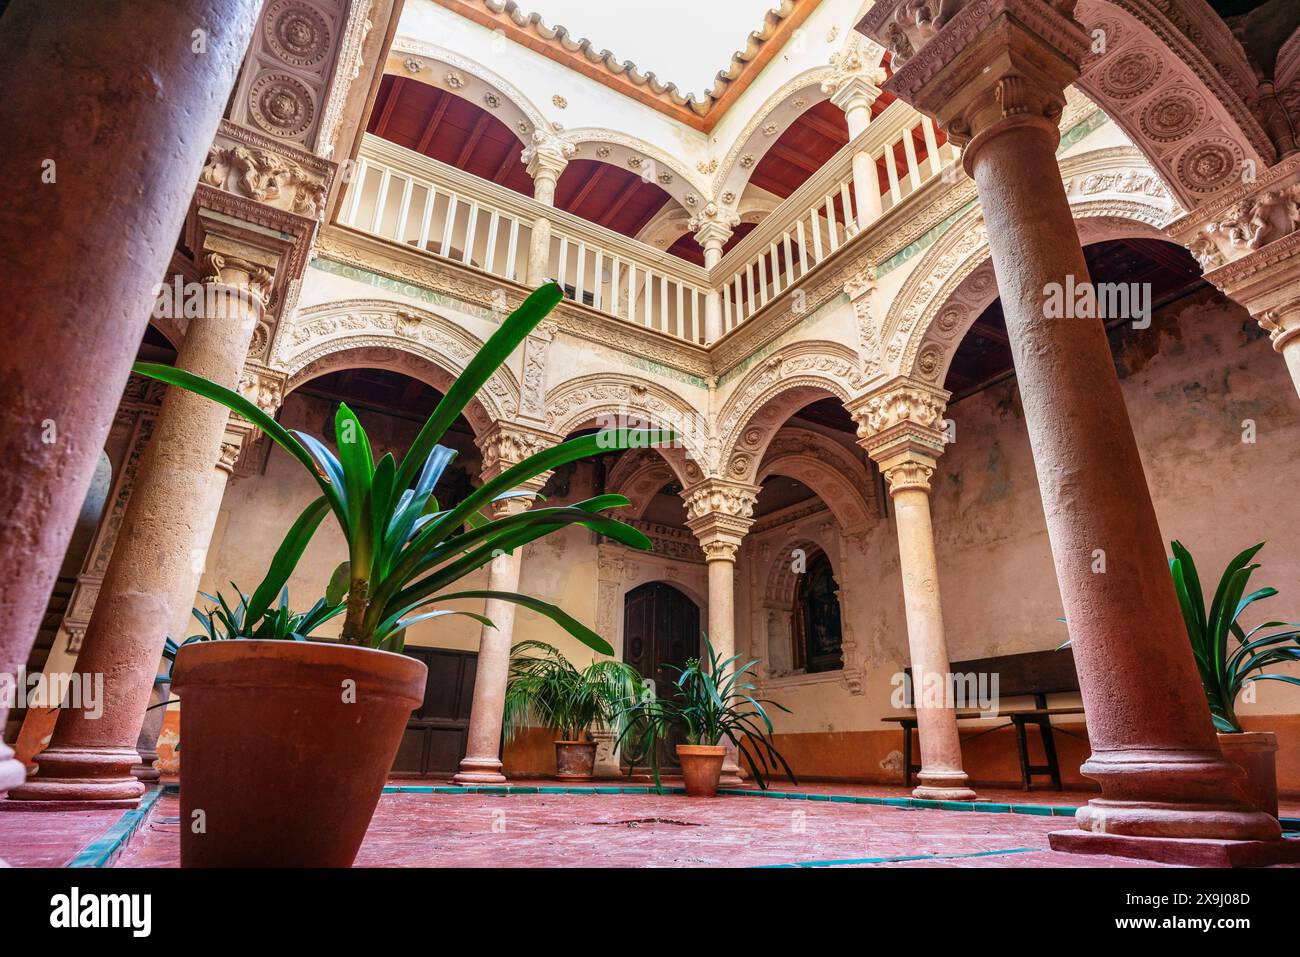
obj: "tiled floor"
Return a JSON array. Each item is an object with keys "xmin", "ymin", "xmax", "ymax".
[
  {"xmin": 110, "ymin": 789, "xmax": 1142, "ymax": 868},
  {"xmin": 6, "ymin": 780, "xmax": 1298, "ymax": 868}
]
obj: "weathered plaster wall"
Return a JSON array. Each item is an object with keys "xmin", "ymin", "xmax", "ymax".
[{"xmin": 770, "ymin": 288, "xmax": 1300, "ymax": 791}]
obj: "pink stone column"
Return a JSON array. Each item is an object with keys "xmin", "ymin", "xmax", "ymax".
[
  {"xmin": 11, "ymin": 232, "xmax": 278, "ymax": 806},
  {"xmin": 453, "ymin": 500, "xmax": 529, "ymax": 785},
  {"xmin": 853, "ymin": 380, "xmax": 974, "ymax": 799},
  {"xmin": 856, "ymin": 0, "xmax": 1279, "ymax": 848},
  {"xmin": 0, "ymin": 0, "xmax": 264, "ymax": 797},
  {"xmin": 454, "ymin": 425, "xmax": 556, "ymax": 784},
  {"xmin": 685, "ymin": 480, "xmax": 760, "ymax": 787}
]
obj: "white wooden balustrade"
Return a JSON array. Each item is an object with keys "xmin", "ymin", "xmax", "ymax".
[{"xmin": 340, "ymin": 104, "xmax": 956, "ymax": 344}]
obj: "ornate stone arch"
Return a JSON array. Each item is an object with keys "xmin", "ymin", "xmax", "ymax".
[
  {"xmin": 605, "ymin": 447, "xmax": 679, "ymax": 520},
  {"xmin": 715, "ymin": 340, "xmax": 863, "ymax": 482},
  {"xmin": 715, "ymin": 65, "xmax": 839, "ymax": 207},
  {"xmin": 275, "ymin": 299, "xmax": 520, "ymax": 433},
  {"xmin": 1073, "ymin": 0, "xmax": 1275, "ymax": 208},
  {"xmin": 543, "ymin": 373, "xmax": 709, "ymax": 484},
  {"xmin": 757, "ymin": 428, "xmax": 877, "ymax": 533},
  {"xmin": 389, "ymin": 37, "xmax": 549, "ymax": 144},
  {"xmin": 877, "ymin": 147, "xmax": 1178, "ymax": 383},
  {"xmin": 562, "ymin": 128, "xmax": 710, "ymax": 211}
]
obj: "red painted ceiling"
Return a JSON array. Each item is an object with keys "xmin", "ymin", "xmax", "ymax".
[
  {"xmin": 553, "ymin": 158, "xmax": 675, "ymax": 239},
  {"xmin": 368, "ymin": 75, "xmax": 535, "ymax": 198}
]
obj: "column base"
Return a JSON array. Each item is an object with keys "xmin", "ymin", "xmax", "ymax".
[
  {"xmin": 0, "ymin": 741, "xmax": 26, "ymax": 798},
  {"xmin": 1049, "ymin": 829, "xmax": 1300, "ymax": 867},
  {"xmin": 1079, "ymin": 748, "xmax": 1279, "ymax": 841},
  {"xmin": 6, "ymin": 746, "xmax": 145, "ymax": 804},
  {"xmin": 452, "ymin": 757, "xmax": 506, "ymax": 786},
  {"xmin": 913, "ymin": 768, "xmax": 977, "ymax": 801}
]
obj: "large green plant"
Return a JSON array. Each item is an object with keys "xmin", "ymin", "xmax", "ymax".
[
  {"xmin": 616, "ymin": 635, "xmax": 795, "ymax": 790},
  {"xmin": 501, "ymin": 640, "xmax": 644, "ymax": 742},
  {"xmin": 1170, "ymin": 540, "xmax": 1300, "ymax": 733},
  {"xmin": 134, "ymin": 283, "xmax": 667, "ymax": 654}
]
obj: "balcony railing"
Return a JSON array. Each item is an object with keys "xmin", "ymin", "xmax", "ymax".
[
  {"xmin": 340, "ymin": 103, "xmax": 955, "ymax": 346},
  {"xmin": 715, "ymin": 102, "xmax": 955, "ymax": 333},
  {"xmin": 344, "ymin": 135, "xmax": 711, "ymax": 343}
]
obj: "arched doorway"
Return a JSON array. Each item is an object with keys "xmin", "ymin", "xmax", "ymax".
[
  {"xmin": 622, "ymin": 581, "xmax": 699, "ymax": 769},
  {"xmin": 791, "ymin": 549, "xmax": 844, "ymax": 674}
]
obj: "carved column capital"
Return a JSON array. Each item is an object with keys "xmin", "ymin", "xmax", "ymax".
[
  {"xmin": 476, "ymin": 421, "xmax": 563, "ymax": 493},
  {"xmin": 1197, "ymin": 230, "xmax": 1300, "ymax": 354},
  {"xmin": 849, "ymin": 377, "xmax": 949, "ymax": 495},
  {"xmin": 856, "ymin": 0, "xmax": 1088, "ymax": 154},
  {"xmin": 689, "ymin": 202, "xmax": 740, "ymax": 253},
  {"xmin": 522, "ymin": 129, "xmax": 576, "ymax": 200},
  {"xmin": 682, "ymin": 478, "xmax": 759, "ymax": 559}
]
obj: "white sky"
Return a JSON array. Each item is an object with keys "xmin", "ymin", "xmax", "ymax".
[{"xmin": 520, "ymin": 1, "xmax": 781, "ymax": 97}]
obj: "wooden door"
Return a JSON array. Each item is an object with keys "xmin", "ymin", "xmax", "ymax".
[
  {"xmin": 391, "ymin": 647, "xmax": 478, "ymax": 777},
  {"xmin": 622, "ymin": 582, "xmax": 700, "ymax": 769}
]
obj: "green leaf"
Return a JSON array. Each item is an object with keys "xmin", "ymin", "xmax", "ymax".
[
  {"xmin": 326, "ymin": 561, "xmax": 351, "ymax": 606},
  {"xmin": 395, "ymin": 283, "xmax": 563, "ymax": 491},
  {"xmin": 433, "ymin": 590, "xmax": 613, "ymax": 656}
]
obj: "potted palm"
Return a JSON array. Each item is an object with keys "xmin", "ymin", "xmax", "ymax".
[
  {"xmin": 132, "ymin": 282, "xmax": 669, "ymax": 866},
  {"xmin": 501, "ymin": 640, "xmax": 644, "ymax": 779},
  {"xmin": 617, "ymin": 636, "xmax": 795, "ymax": 797},
  {"xmin": 1170, "ymin": 540, "xmax": 1300, "ymax": 819}
]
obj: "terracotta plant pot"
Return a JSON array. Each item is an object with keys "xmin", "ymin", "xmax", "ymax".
[
  {"xmin": 677, "ymin": 744, "xmax": 727, "ymax": 797},
  {"xmin": 1218, "ymin": 731, "xmax": 1279, "ymax": 819},
  {"xmin": 554, "ymin": 740, "xmax": 597, "ymax": 780},
  {"xmin": 171, "ymin": 639, "xmax": 426, "ymax": 867}
]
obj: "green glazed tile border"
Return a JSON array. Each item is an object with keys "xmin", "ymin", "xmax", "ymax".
[{"xmin": 66, "ymin": 786, "xmax": 166, "ymax": 869}]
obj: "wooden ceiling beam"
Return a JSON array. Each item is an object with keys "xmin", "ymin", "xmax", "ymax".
[
  {"xmin": 374, "ymin": 77, "xmax": 405, "ymax": 139},
  {"xmin": 454, "ymin": 114, "xmax": 493, "ymax": 168},
  {"xmin": 596, "ymin": 178, "xmax": 642, "ymax": 229},
  {"xmin": 490, "ymin": 142, "xmax": 520, "ymax": 184},
  {"xmin": 800, "ymin": 112, "xmax": 849, "ymax": 145},
  {"xmin": 415, "ymin": 91, "xmax": 451, "ymax": 153},
  {"xmin": 566, "ymin": 164, "xmax": 609, "ymax": 217},
  {"xmin": 969, "ymin": 319, "xmax": 1010, "ymax": 345},
  {"xmin": 767, "ymin": 142, "xmax": 821, "ymax": 173}
]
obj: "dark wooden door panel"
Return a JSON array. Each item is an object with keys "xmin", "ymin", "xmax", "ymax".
[
  {"xmin": 622, "ymin": 582, "xmax": 699, "ymax": 769},
  {"xmin": 393, "ymin": 647, "xmax": 478, "ymax": 776}
]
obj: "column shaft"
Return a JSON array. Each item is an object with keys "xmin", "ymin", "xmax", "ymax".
[
  {"xmin": 891, "ymin": 484, "xmax": 974, "ymax": 799},
  {"xmin": 704, "ymin": 552, "xmax": 744, "ymax": 786},
  {"xmin": 454, "ymin": 542, "xmax": 524, "ymax": 784},
  {"xmin": 970, "ymin": 116, "xmax": 1274, "ymax": 839},
  {"xmin": 12, "ymin": 275, "xmax": 265, "ymax": 804},
  {"xmin": 0, "ymin": 0, "xmax": 261, "ymax": 796}
]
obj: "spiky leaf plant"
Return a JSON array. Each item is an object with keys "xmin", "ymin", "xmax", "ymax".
[
  {"xmin": 1170, "ymin": 540, "xmax": 1300, "ymax": 733},
  {"xmin": 135, "ymin": 283, "xmax": 668, "ymax": 653},
  {"xmin": 615, "ymin": 635, "xmax": 796, "ymax": 790},
  {"xmin": 501, "ymin": 640, "xmax": 645, "ymax": 742}
]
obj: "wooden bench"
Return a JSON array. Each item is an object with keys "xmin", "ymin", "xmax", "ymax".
[{"xmin": 883, "ymin": 649, "xmax": 1084, "ymax": 791}]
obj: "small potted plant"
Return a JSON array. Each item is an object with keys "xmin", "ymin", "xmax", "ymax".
[
  {"xmin": 1170, "ymin": 540, "xmax": 1300, "ymax": 819},
  {"xmin": 133, "ymin": 283, "xmax": 668, "ymax": 866},
  {"xmin": 501, "ymin": 640, "xmax": 644, "ymax": 779},
  {"xmin": 617, "ymin": 636, "xmax": 795, "ymax": 797}
]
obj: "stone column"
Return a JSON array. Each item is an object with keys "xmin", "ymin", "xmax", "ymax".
[
  {"xmin": 823, "ymin": 51, "xmax": 886, "ymax": 228},
  {"xmin": 0, "ymin": 0, "xmax": 262, "ymax": 797},
  {"xmin": 522, "ymin": 130, "xmax": 575, "ymax": 287},
  {"xmin": 858, "ymin": 0, "xmax": 1282, "ymax": 853},
  {"xmin": 691, "ymin": 203, "xmax": 739, "ymax": 344},
  {"xmin": 684, "ymin": 479, "xmax": 760, "ymax": 787},
  {"xmin": 852, "ymin": 380, "xmax": 975, "ymax": 799},
  {"xmin": 454, "ymin": 424, "xmax": 556, "ymax": 785},
  {"xmin": 10, "ymin": 210, "xmax": 287, "ymax": 806}
]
